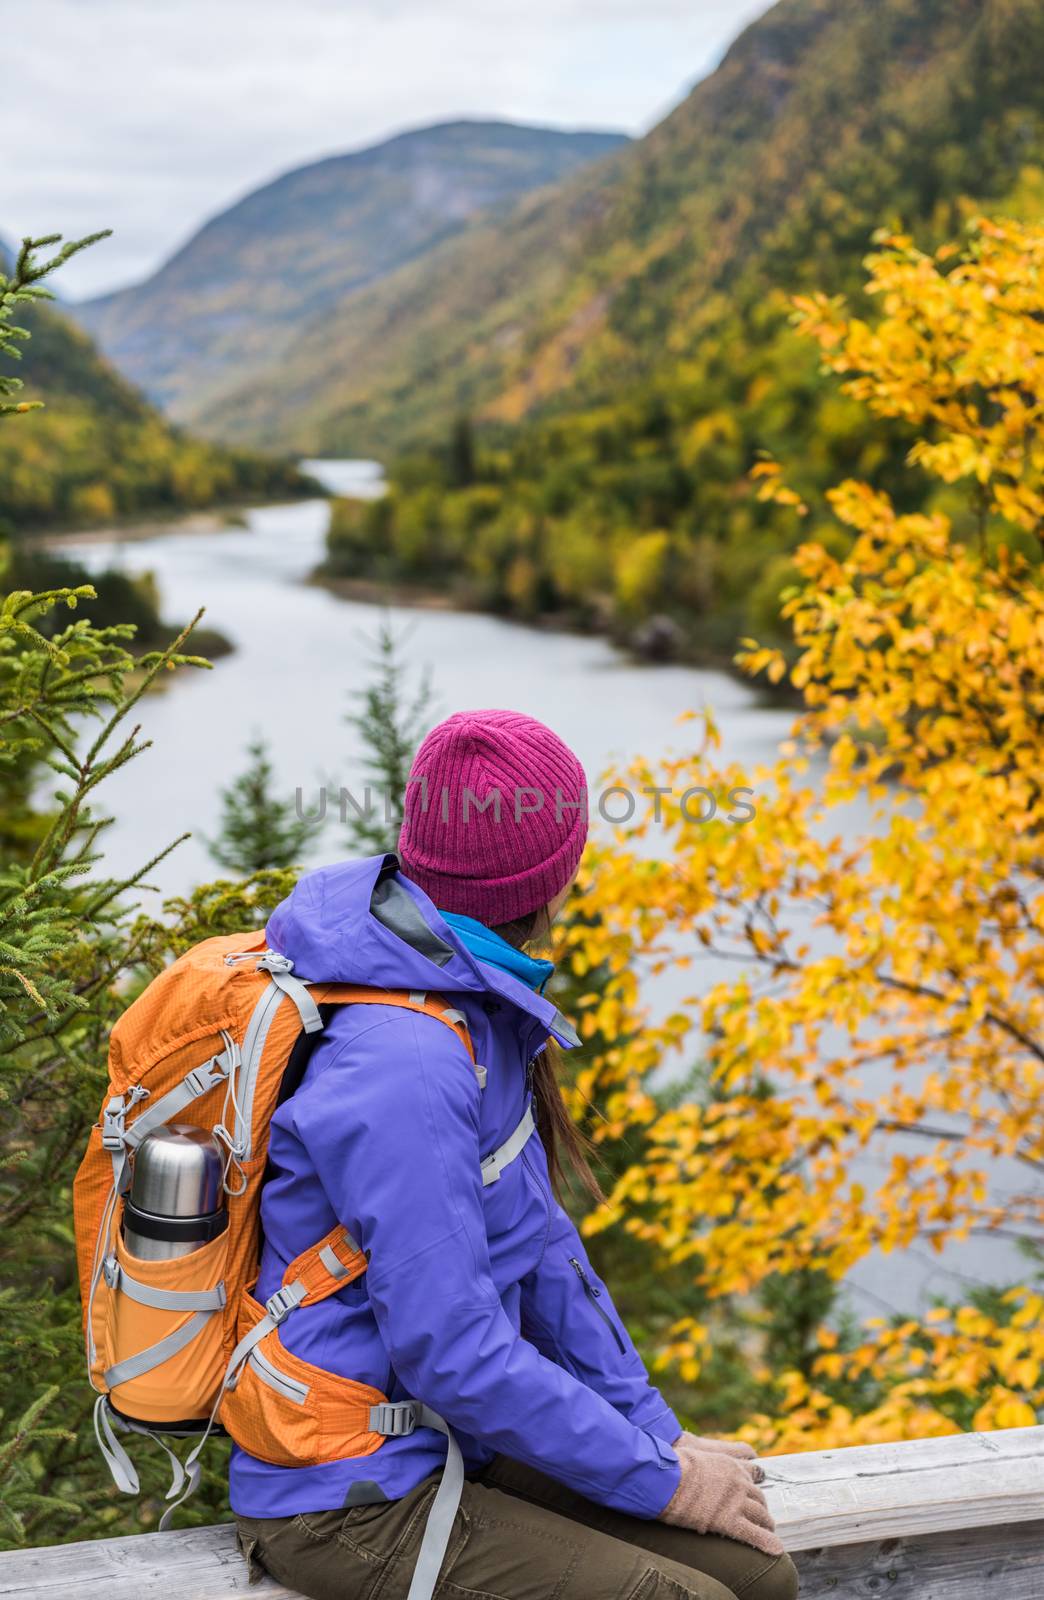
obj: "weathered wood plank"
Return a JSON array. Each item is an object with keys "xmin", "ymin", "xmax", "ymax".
[
  {"xmin": 794, "ymin": 1519, "xmax": 1044, "ymax": 1600},
  {"xmin": 766, "ymin": 1425, "xmax": 1042, "ymax": 1479},
  {"xmin": 5, "ymin": 1519, "xmax": 1044, "ymax": 1600},
  {"xmin": 6, "ymin": 1517, "xmax": 1043, "ymax": 1600},
  {"xmin": 761, "ymin": 1425, "xmax": 1044, "ymax": 1551},
  {"xmin": 0, "ymin": 1523, "xmax": 279, "ymax": 1599},
  {"xmin": 1, "ymin": 1429, "xmax": 1041, "ymax": 1597}
]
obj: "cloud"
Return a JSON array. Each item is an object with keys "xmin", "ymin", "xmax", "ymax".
[{"xmin": 4, "ymin": 0, "xmax": 768, "ymax": 298}]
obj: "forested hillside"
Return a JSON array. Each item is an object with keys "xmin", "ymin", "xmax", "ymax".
[
  {"xmin": 204, "ymin": 0, "xmax": 1043, "ymax": 457},
  {"xmin": 30, "ymin": 0, "xmax": 1044, "ymax": 643},
  {"xmin": 75, "ymin": 122, "xmax": 627, "ymax": 420},
  {"xmin": 0, "ymin": 288, "xmax": 310, "ymax": 530},
  {"xmin": 216, "ymin": 0, "xmax": 1044, "ymax": 657}
]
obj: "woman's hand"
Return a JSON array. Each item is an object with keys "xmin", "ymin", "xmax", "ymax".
[
  {"xmin": 659, "ymin": 1440, "xmax": 783, "ymax": 1556},
  {"xmin": 673, "ymin": 1431, "xmax": 760, "ymax": 1466}
]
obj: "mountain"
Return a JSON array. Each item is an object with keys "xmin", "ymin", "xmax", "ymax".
[
  {"xmin": 198, "ymin": 0, "xmax": 1044, "ymax": 461},
  {"xmin": 209, "ymin": 0, "xmax": 1044, "ymax": 662},
  {"xmin": 74, "ymin": 122, "xmax": 628, "ymax": 421},
  {"xmin": 0, "ymin": 294, "xmax": 309, "ymax": 531}
]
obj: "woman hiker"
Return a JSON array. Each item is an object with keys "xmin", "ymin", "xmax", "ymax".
[{"xmin": 233, "ymin": 709, "xmax": 799, "ymax": 1600}]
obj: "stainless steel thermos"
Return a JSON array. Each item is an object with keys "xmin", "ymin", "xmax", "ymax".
[{"xmin": 123, "ymin": 1124, "xmax": 227, "ymax": 1261}]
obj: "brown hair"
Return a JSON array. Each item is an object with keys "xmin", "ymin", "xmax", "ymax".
[{"xmin": 491, "ymin": 907, "xmax": 604, "ymax": 1206}]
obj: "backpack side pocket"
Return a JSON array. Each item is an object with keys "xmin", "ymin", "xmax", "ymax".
[{"xmin": 103, "ymin": 1225, "xmax": 229, "ymax": 1425}]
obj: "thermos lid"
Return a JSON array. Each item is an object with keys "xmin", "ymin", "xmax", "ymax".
[{"xmin": 129, "ymin": 1123, "xmax": 225, "ymax": 1218}]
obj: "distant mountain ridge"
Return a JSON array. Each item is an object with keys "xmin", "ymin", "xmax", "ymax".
[
  {"xmin": 192, "ymin": 0, "xmax": 1044, "ymax": 459},
  {"xmin": 279, "ymin": 0, "xmax": 1044, "ymax": 665},
  {"xmin": 74, "ymin": 121, "xmax": 628, "ymax": 419}
]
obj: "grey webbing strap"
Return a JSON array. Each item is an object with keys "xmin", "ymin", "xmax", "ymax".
[
  {"xmin": 86, "ymin": 1181, "xmax": 121, "ymax": 1367},
  {"xmin": 257, "ymin": 953, "xmax": 324, "ymax": 1034},
  {"xmin": 101, "ymin": 1085, "xmax": 148, "ymax": 1193},
  {"xmin": 109, "ymin": 1148, "xmax": 130, "ymax": 1194},
  {"xmin": 95, "ymin": 1395, "xmax": 193, "ymax": 1512},
  {"xmin": 480, "ymin": 1103, "xmax": 536, "ymax": 1187},
  {"xmin": 154, "ymin": 1276, "xmax": 309, "ymax": 1533},
  {"xmin": 123, "ymin": 1052, "xmax": 233, "ymax": 1151},
  {"xmin": 223, "ymin": 1279, "xmax": 308, "ymax": 1384},
  {"xmin": 103, "ymin": 1310, "xmax": 213, "ymax": 1389},
  {"xmin": 102, "ymin": 1102, "xmax": 130, "ymax": 1194},
  {"xmin": 94, "ymin": 1395, "xmax": 139, "ymax": 1494},
  {"xmin": 268, "ymin": 969, "xmax": 323, "ymax": 1034},
  {"xmin": 154, "ymin": 1433, "xmax": 191, "ymax": 1502},
  {"xmin": 318, "ymin": 1232, "xmax": 359, "ymax": 1280},
  {"xmin": 367, "ymin": 1401, "xmax": 463, "ymax": 1600},
  {"xmin": 240, "ymin": 978, "xmax": 282, "ymax": 1075},
  {"xmin": 106, "ymin": 1259, "xmax": 226, "ymax": 1313},
  {"xmin": 409, "ymin": 1408, "xmax": 464, "ymax": 1600},
  {"xmin": 157, "ymin": 1443, "xmax": 202, "ymax": 1532}
]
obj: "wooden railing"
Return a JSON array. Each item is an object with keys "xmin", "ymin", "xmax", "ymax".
[{"xmin": 1, "ymin": 1426, "xmax": 1041, "ymax": 1598}]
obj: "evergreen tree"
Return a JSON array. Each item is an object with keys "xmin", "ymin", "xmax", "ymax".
[
  {"xmin": 0, "ymin": 233, "xmax": 224, "ymax": 1546},
  {"xmin": 447, "ymin": 414, "xmax": 476, "ymax": 488},
  {"xmin": 343, "ymin": 619, "xmax": 433, "ymax": 854},
  {"xmin": 207, "ymin": 735, "xmax": 317, "ymax": 875},
  {"xmin": 1, "ymin": 230, "xmax": 110, "ymax": 416}
]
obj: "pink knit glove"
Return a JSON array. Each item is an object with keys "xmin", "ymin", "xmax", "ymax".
[
  {"xmin": 674, "ymin": 1432, "xmax": 762, "ymax": 1472},
  {"xmin": 660, "ymin": 1441, "xmax": 783, "ymax": 1555}
]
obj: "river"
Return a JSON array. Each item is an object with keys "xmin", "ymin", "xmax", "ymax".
[
  {"xmin": 51, "ymin": 461, "xmax": 1029, "ymax": 1322},
  {"xmin": 52, "ymin": 461, "xmax": 798, "ymax": 899}
]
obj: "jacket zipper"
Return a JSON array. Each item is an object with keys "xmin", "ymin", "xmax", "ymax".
[{"xmin": 569, "ymin": 1256, "xmax": 627, "ymax": 1354}]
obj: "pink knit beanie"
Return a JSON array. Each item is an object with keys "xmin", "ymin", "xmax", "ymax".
[{"xmin": 398, "ymin": 709, "xmax": 589, "ymax": 925}]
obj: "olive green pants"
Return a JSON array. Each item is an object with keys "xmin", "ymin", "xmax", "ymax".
[{"xmin": 235, "ymin": 1454, "xmax": 800, "ymax": 1600}]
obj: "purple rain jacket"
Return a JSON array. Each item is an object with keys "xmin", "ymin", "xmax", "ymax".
[{"xmin": 229, "ymin": 854, "xmax": 681, "ymax": 1519}]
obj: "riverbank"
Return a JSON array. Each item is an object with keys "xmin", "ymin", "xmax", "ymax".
[
  {"xmin": 38, "ymin": 508, "xmax": 241, "ymax": 548},
  {"xmin": 35, "ymin": 484, "xmax": 794, "ymax": 692},
  {"xmin": 313, "ymin": 563, "xmax": 801, "ymax": 702},
  {"xmin": 35, "ymin": 453, "xmax": 789, "ymax": 686},
  {"xmin": 320, "ymin": 479, "xmax": 797, "ymax": 684},
  {"xmin": 32, "ymin": 486, "xmax": 325, "ymax": 547},
  {"xmin": 11, "ymin": 529, "xmax": 235, "ymax": 662},
  {"xmin": 313, "ymin": 571, "xmax": 459, "ymax": 612}
]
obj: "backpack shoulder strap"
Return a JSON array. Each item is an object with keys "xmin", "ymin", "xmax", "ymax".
[
  {"xmin": 284, "ymin": 1223, "xmax": 369, "ymax": 1307},
  {"xmin": 313, "ymin": 985, "xmax": 477, "ymax": 1066}
]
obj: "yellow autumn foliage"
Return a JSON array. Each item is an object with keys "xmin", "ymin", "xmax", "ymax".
[{"xmin": 563, "ymin": 218, "xmax": 1044, "ymax": 1449}]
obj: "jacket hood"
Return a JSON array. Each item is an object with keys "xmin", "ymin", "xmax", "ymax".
[{"xmin": 265, "ymin": 854, "xmax": 580, "ymax": 1047}]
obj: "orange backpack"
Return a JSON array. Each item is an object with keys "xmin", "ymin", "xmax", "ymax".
[{"xmin": 73, "ymin": 929, "xmax": 481, "ymax": 1537}]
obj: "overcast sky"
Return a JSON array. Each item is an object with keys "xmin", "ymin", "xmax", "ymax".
[{"xmin": 4, "ymin": 0, "xmax": 769, "ymax": 300}]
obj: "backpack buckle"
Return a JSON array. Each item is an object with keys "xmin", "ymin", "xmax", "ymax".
[
  {"xmin": 264, "ymin": 1282, "xmax": 306, "ymax": 1325},
  {"xmin": 369, "ymin": 1401, "xmax": 417, "ymax": 1438},
  {"xmin": 184, "ymin": 1054, "xmax": 231, "ymax": 1100},
  {"xmin": 101, "ymin": 1095, "xmax": 126, "ymax": 1151}
]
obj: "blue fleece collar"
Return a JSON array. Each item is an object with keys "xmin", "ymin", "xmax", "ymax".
[{"xmin": 439, "ymin": 910, "xmax": 555, "ymax": 994}]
